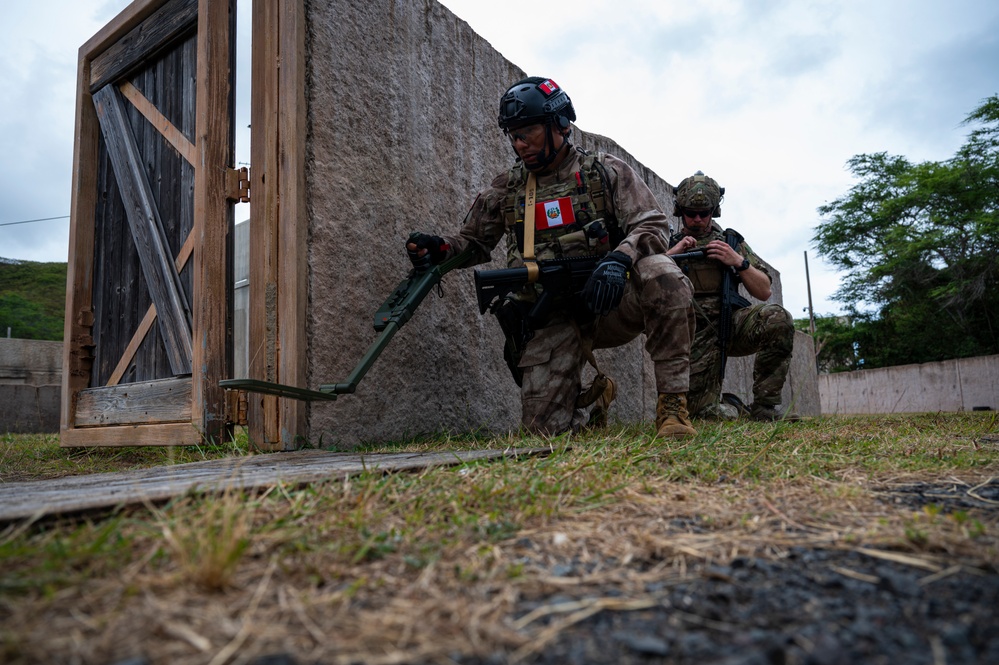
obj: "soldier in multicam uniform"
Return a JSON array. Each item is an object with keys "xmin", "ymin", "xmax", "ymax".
[
  {"xmin": 665, "ymin": 171, "xmax": 799, "ymax": 422},
  {"xmin": 407, "ymin": 77, "xmax": 697, "ymax": 438}
]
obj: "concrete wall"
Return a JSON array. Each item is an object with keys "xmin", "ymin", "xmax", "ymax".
[
  {"xmin": 233, "ymin": 219, "xmax": 249, "ymax": 379},
  {"xmin": 0, "ymin": 384, "xmax": 61, "ymax": 434},
  {"xmin": 0, "ymin": 338, "xmax": 62, "ymax": 386},
  {"xmin": 0, "ymin": 338, "xmax": 63, "ymax": 433},
  {"xmin": 300, "ymin": 0, "xmax": 818, "ymax": 447},
  {"xmin": 820, "ymin": 354, "xmax": 999, "ymax": 414}
]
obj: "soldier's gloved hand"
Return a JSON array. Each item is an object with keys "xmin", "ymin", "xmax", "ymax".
[
  {"xmin": 583, "ymin": 251, "xmax": 632, "ymax": 316},
  {"xmin": 406, "ymin": 232, "xmax": 450, "ymax": 271}
]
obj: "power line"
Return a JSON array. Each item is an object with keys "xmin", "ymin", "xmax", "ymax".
[{"xmin": 0, "ymin": 215, "xmax": 70, "ymax": 228}]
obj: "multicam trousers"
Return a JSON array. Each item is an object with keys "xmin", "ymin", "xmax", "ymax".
[
  {"xmin": 686, "ymin": 302, "xmax": 795, "ymax": 416},
  {"xmin": 517, "ymin": 254, "xmax": 694, "ymax": 435}
]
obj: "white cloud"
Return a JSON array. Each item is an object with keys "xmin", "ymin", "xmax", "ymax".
[
  {"xmin": 1, "ymin": 0, "xmax": 997, "ymax": 320},
  {"xmin": 437, "ymin": 0, "xmax": 999, "ymax": 317},
  {"xmin": 0, "ymin": 0, "xmax": 132, "ymax": 262}
]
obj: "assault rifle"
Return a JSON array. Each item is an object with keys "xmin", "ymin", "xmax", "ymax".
[
  {"xmin": 219, "ymin": 241, "xmax": 474, "ymax": 402},
  {"xmin": 719, "ymin": 229, "xmax": 751, "ymax": 381},
  {"xmin": 474, "ymin": 255, "xmax": 601, "ymax": 325},
  {"xmin": 474, "ymin": 255, "xmax": 601, "ymax": 384}
]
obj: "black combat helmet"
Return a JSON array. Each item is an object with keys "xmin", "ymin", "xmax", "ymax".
[
  {"xmin": 498, "ymin": 77, "xmax": 576, "ymax": 170},
  {"xmin": 497, "ymin": 77, "xmax": 576, "ymax": 130},
  {"xmin": 674, "ymin": 170, "xmax": 726, "ymax": 218}
]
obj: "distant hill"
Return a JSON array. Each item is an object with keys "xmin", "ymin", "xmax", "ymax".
[{"xmin": 0, "ymin": 259, "xmax": 67, "ymax": 341}]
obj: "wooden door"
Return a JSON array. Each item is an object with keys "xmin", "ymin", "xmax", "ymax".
[{"xmin": 61, "ymin": 0, "xmax": 238, "ymax": 446}]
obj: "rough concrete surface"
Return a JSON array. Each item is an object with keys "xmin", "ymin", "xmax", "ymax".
[
  {"xmin": 0, "ymin": 338, "xmax": 62, "ymax": 386},
  {"xmin": 0, "ymin": 384, "xmax": 60, "ymax": 434},
  {"xmin": 303, "ymin": 0, "xmax": 816, "ymax": 447},
  {"xmin": 820, "ymin": 354, "xmax": 999, "ymax": 415}
]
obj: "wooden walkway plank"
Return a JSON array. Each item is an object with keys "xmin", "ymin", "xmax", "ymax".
[{"xmin": 0, "ymin": 448, "xmax": 552, "ymax": 522}]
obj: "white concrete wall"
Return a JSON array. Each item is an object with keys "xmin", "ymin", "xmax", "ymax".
[{"xmin": 819, "ymin": 354, "xmax": 999, "ymax": 414}]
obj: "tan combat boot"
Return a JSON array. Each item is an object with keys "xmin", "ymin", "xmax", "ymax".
[
  {"xmin": 655, "ymin": 393, "xmax": 697, "ymax": 439},
  {"xmin": 585, "ymin": 376, "xmax": 617, "ymax": 429}
]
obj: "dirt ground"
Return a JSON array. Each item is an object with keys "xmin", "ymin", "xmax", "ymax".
[
  {"xmin": 5, "ymin": 472, "xmax": 997, "ymax": 665},
  {"xmin": 421, "ymin": 477, "xmax": 999, "ymax": 665}
]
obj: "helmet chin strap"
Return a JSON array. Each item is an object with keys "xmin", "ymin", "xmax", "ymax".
[{"xmin": 524, "ymin": 121, "xmax": 565, "ymax": 172}]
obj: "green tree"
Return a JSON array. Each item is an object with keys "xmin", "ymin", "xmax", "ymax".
[
  {"xmin": 793, "ymin": 314, "xmax": 861, "ymax": 374},
  {"xmin": 812, "ymin": 94, "xmax": 999, "ymax": 369}
]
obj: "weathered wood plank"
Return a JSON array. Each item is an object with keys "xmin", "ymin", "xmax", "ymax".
[
  {"xmin": 60, "ymin": 421, "xmax": 203, "ymax": 448},
  {"xmin": 0, "ymin": 448, "xmax": 553, "ymax": 522},
  {"xmin": 119, "ymin": 81, "xmax": 197, "ymax": 166},
  {"xmin": 191, "ymin": 0, "xmax": 236, "ymax": 441},
  {"xmin": 93, "ymin": 84, "xmax": 193, "ymax": 376},
  {"xmin": 75, "ymin": 377, "xmax": 192, "ymax": 427},
  {"xmin": 62, "ymin": 53, "xmax": 101, "ymax": 434},
  {"xmin": 90, "ymin": 0, "xmax": 198, "ymax": 92},
  {"xmin": 277, "ymin": 0, "xmax": 309, "ymax": 448},
  {"xmin": 246, "ymin": 0, "xmax": 308, "ymax": 450},
  {"xmin": 248, "ymin": 0, "xmax": 282, "ymax": 449},
  {"xmin": 81, "ymin": 0, "xmax": 172, "ymax": 62},
  {"xmin": 107, "ymin": 230, "xmax": 195, "ymax": 387}
]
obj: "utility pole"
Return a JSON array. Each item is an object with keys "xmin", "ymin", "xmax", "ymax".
[
  {"xmin": 804, "ymin": 251, "xmax": 820, "ymax": 372},
  {"xmin": 804, "ymin": 251, "xmax": 816, "ymax": 336}
]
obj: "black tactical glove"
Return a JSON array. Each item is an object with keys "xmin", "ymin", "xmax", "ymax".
[
  {"xmin": 407, "ymin": 232, "xmax": 450, "ymax": 271},
  {"xmin": 583, "ymin": 251, "xmax": 633, "ymax": 316}
]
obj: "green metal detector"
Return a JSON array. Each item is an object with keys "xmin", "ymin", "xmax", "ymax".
[{"xmin": 219, "ymin": 245, "xmax": 473, "ymax": 402}]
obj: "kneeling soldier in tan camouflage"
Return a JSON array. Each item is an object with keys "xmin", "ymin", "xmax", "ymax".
[
  {"xmin": 407, "ymin": 77, "xmax": 696, "ymax": 438},
  {"xmin": 666, "ymin": 171, "xmax": 798, "ymax": 422}
]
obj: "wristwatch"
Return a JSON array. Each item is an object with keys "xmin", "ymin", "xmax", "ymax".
[{"xmin": 735, "ymin": 258, "xmax": 751, "ymax": 272}]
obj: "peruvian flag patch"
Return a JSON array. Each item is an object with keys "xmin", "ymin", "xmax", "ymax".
[
  {"xmin": 539, "ymin": 79, "xmax": 560, "ymax": 96},
  {"xmin": 535, "ymin": 197, "xmax": 576, "ymax": 229}
]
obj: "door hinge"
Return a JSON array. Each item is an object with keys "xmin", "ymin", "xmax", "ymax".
[
  {"xmin": 226, "ymin": 167, "xmax": 250, "ymax": 203},
  {"xmin": 224, "ymin": 388, "xmax": 249, "ymax": 426}
]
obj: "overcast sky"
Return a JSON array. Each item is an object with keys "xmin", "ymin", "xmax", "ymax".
[{"xmin": 1, "ymin": 1, "xmax": 997, "ymax": 320}]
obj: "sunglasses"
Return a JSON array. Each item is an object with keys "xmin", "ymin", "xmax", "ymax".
[
  {"xmin": 681, "ymin": 208, "xmax": 713, "ymax": 220},
  {"xmin": 506, "ymin": 124, "xmax": 545, "ymax": 144}
]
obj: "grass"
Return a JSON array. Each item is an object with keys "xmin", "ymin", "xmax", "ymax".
[
  {"xmin": 0, "ymin": 413, "xmax": 997, "ymax": 664},
  {"xmin": 0, "ymin": 429, "xmax": 250, "ymax": 482},
  {"xmin": 0, "ymin": 259, "xmax": 67, "ymax": 341}
]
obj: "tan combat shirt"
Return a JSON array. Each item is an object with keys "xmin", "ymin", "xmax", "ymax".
[{"xmin": 441, "ymin": 146, "xmax": 673, "ymax": 268}]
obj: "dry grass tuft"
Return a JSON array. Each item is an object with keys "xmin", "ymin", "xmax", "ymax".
[{"xmin": 151, "ymin": 484, "xmax": 257, "ymax": 592}]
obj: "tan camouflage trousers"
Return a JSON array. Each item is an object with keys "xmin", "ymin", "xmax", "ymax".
[
  {"xmin": 687, "ymin": 302, "xmax": 795, "ymax": 416},
  {"xmin": 518, "ymin": 255, "xmax": 694, "ymax": 435}
]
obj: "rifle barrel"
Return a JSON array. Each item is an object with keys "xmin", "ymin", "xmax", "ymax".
[{"xmin": 669, "ymin": 249, "xmax": 707, "ymax": 261}]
